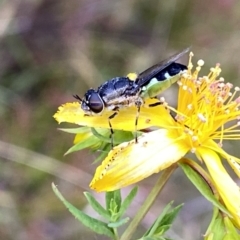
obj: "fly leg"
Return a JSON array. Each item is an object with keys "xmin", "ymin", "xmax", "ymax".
[
  {"xmin": 148, "ymin": 101, "xmax": 162, "ymax": 107},
  {"xmin": 134, "ymin": 99, "xmax": 144, "ymax": 144},
  {"xmin": 108, "ymin": 111, "xmax": 118, "ymax": 148},
  {"xmin": 148, "ymin": 100, "xmax": 177, "ymax": 121},
  {"xmin": 135, "ymin": 105, "xmax": 140, "ymax": 143}
]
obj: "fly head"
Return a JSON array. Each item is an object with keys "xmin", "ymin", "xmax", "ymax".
[{"xmin": 75, "ymin": 89, "xmax": 105, "ymax": 115}]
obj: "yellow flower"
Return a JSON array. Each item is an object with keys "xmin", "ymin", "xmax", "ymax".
[
  {"xmin": 90, "ymin": 53, "xmax": 240, "ymax": 227},
  {"xmin": 53, "ymin": 98, "xmax": 174, "ymax": 132}
]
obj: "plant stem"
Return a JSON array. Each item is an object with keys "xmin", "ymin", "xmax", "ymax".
[
  {"xmin": 113, "ymin": 227, "xmax": 119, "ymax": 240},
  {"xmin": 120, "ymin": 165, "xmax": 177, "ymax": 240}
]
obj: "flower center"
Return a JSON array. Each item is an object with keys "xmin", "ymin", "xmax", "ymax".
[{"xmin": 168, "ymin": 54, "xmax": 240, "ymax": 150}]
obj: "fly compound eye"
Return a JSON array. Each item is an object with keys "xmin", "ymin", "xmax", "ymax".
[{"xmin": 88, "ymin": 92, "xmax": 104, "ymax": 113}]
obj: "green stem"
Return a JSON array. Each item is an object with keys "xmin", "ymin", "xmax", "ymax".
[
  {"xmin": 120, "ymin": 165, "xmax": 177, "ymax": 240},
  {"xmin": 113, "ymin": 227, "xmax": 119, "ymax": 240}
]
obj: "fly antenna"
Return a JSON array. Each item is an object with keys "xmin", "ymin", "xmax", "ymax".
[{"xmin": 73, "ymin": 94, "xmax": 82, "ymax": 102}]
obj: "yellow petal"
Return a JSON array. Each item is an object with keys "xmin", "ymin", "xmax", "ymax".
[
  {"xmin": 202, "ymin": 140, "xmax": 240, "ymax": 178},
  {"xmin": 198, "ymin": 147, "xmax": 240, "ymax": 228},
  {"xmin": 53, "ymin": 99, "xmax": 174, "ymax": 131},
  {"xmin": 90, "ymin": 129, "xmax": 189, "ymax": 192}
]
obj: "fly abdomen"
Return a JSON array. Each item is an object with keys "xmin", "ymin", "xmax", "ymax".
[
  {"xmin": 140, "ymin": 62, "xmax": 187, "ymax": 99},
  {"xmin": 154, "ymin": 62, "xmax": 187, "ymax": 82}
]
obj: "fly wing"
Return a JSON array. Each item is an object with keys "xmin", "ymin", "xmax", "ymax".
[{"xmin": 135, "ymin": 47, "xmax": 190, "ymax": 89}]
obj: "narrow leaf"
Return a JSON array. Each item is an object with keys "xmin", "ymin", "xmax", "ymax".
[
  {"xmin": 58, "ymin": 127, "xmax": 90, "ymax": 134},
  {"xmin": 52, "ymin": 183, "xmax": 114, "ymax": 238},
  {"xmin": 179, "ymin": 163, "xmax": 231, "ymax": 216},
  {"xmin": 113, "ymin": 190, "xmax": 122, "ymax": 212},
  {"xmin": 93, "ymin": 145, "xmax": 110, "ymax": 163},
  {"xmin": 64, "ymin": 136, "xmax": 99, "ymax": 155},
  {"xmin": 91, "ymin": 128, "xmax": 134, "ymax": 144},
  {"xmin": 106, "ymin": 191, "xmax": 115, "ymax": 213},
  {"xmin": 155, "ymin": 204, "xmax": 183, "ymax": 233},
  {"xmin": 84, "ymin": 192, "xmax": 110, "ymax": 220},
  {"xmin": 108, "ymin": 217, "xmax": 130, "ymax": 228},
  {"xmin": 91, "ymin": 128, "xmax": 112, "ymax": 144},
  {"xmin": 144, "ymin": 202, "xmax": 173, "ymax": 237},
  {"xmin": 205, "ymin": 217, "xmax": 225, "ymax": 240},
  {"xmin": 118, "ymin": 186, "xmax": 138, "ymax": 217},
  {"xmin": 223, "ymin": 217, "xmax": 240, "ymax": 240}
]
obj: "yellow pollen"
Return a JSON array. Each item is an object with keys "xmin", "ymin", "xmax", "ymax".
[
  {"xmin": 235, "ymin": 87, "xmax": 240, "ymax": 91},
  {"xmin": 219, "ymin": 83, "xmax": 225, "ymax": 88},
  {"xmin": 145, "ymin": 119, "xmax": 151, "ymax": 124},
  {"xmin": 142, "ymin": 141, "xmax": 148, "ymax": 147},
  {"xmin": 160, "ymin": 97, "xmax": 165, "ymax": 102},
  {"xmin": 191, "ymin": 148, "xmax": 196, "ymax": 153},
  {"xmin": 197, "ymin": 113, "xmax": 207, "ymax": 123},
  {"xmin": 196, "ymin": 80, "xmax": 202, "ymax": 86},
  {"xmin": 217, "ymin": 97, "xmax": 224, "ymax": 103},
  {"xmin": 177, "ymin": 81, "xmax": 183, "ymax": 86},
  {"xmin": 197, "ymin": 59, "xmax": 204, "ymax": 67},
  {"xmin": 225, "ymin": 109, "xmax": 230, "ymax": 114},
  {"xmin": 187, "ymin": 104, "xmax": 192, "ymax": 110},
  {"xmin": 175, "ymin": 115, "xmax": 186, "ymax": 121},
  {"xmin": 186, "ymin": 129, "xmax": 194, "ymax": 136},
  {"xmin": 192, "ymin": 136, "xmax": 198, "ymax": 141}
]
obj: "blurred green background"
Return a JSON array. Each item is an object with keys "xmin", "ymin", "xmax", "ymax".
[{"xmin": 1, "ymin": 0, "xmax": 240, "ymax": 239}]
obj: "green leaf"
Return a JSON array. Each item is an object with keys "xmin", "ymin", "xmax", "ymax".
[
  {"xmin": 179, "ymin": 163, "xmax": 231, "ymax": 216},
  {"xmin": 84, "ymin": 192, "xmax": 110, "ymax": 220},
  {"xmin": 223, "ymin": 217, "xmax": 240, "ymax": 240},
  {"xmin": 118, "ymin": 187, "xmax": 138, "ymax": 217},
  {"xmin": 144, "ymin": 202, "xmax": 173, "ymax": 237},
  {"xmin": 108, "ymin": 217, "xmax": 130, "ymax": 228},
  {"xmin": 113, "ymin": 190, "xmax": 122, "ymax": 212},
  {"xmin": 64, "ymin": 136, "xmax": 99, "ymax": 155},
  {"xmin": 91, "ymin": 128, "xmax": 112, "ymax": 144},
  {"xmin": 91, "ymin": 128, "xmax": 134, "ymax": 144},
  {"xmin": 205, "ymin": 216, "xmax": 225, "ymax": 240},
  {"xmin": 109, "ymin": 198, "xmax": 118, "ymax": 221},
  {"xmin": 93, "ymin": 145, "xmax": 110, "ymax": 163},
  {"xmin": 113, "ymin": 130, "xmax": 135, "ymax": 144},
  {"xmin": 142, "ymin": 203, "xmax": 183, "ymax": 238},
  {"xmin": 58, "ymin": 126, "xmax": 90, "ymax": 134},
  {"xmin": 154, "ymin": 204, "xmax": 183, "ymax": 234},
  {"xmin": 52, "ymin": 183, "xmax": 114, "ymax": 238},
  {"xmin": 106, "ymin": 191, "xmax": 115, "ymax": 213}
]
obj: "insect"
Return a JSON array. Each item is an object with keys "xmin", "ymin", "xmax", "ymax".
[{"xmin": 74, "ymin": 47, "xmax": 190, "ymax": 146}]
